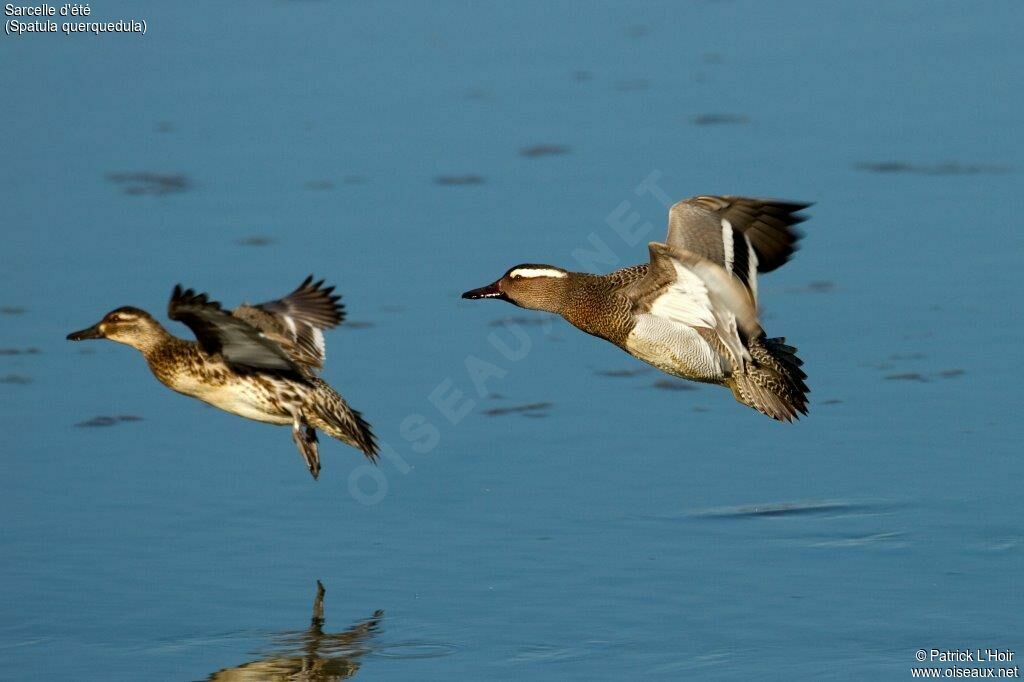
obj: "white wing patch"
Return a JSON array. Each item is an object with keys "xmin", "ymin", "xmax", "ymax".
[
  {"xmin": 509, "ymin": 267, "xmax": 567, "ymax": 279},
  {"xmin": 745, "ymin": 235, "xmax": 759, "ymax": 303},
  {"xmin": 649, "ymin": 261, "xmax": 717, "ymax": 329},
  {"xmin": 311, "ymin": 328, "xmax": 326, "ymax": 362},
  {"xmin": 721, "ymin": 218, "xmax": 734, "ymax": 275}
]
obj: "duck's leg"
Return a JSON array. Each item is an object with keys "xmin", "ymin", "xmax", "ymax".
[{"xmin": 290, "ymin": 413, "xmax": 321, "ymax": 480}]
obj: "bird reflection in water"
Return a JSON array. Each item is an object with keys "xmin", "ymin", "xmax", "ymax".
[{"xmin": 208, "ymin": 581, "xmax": 383, "ymax": 681}]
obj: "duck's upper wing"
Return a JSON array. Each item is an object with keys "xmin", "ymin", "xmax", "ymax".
[
  {"xmin": 168, "ymin": 285, "xmax": 301, "ymax": 374},
  {"xmin": 628, "ymin": 242, "xmax": 762, "ymax": 367},
  {"xmin": 231, "ymin": 276, "xmax": 345, "ymax": 370},
  {"xmin": 667, "ymin": 196, "xmax": 810, "ymax": 300}
]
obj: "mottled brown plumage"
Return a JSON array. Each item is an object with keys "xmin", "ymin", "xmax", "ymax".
[
  {"xmin": 67, "ymin": 276, "xmax": 377, "ymax": 479},
  {"xmin": 462, "ymin": 195, "xmax": 811, "ymax": 421}
]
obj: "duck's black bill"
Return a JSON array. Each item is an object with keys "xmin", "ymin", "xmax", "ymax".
[
  {"xmin": 461, "ymin": 282, "xmax": 506, "ymax": 300},
  {"xmin": 67, "ymin": 323, "xmax": 104, "ymax": 341}
]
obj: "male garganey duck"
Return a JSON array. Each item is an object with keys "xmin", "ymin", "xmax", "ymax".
[
  {"xmin": 462, "ymin": 196, "xmax": 811, "ymax": 421},
  {"xmin": 67, "ymin": 276, "xmax": 377, "ymax": 478}
]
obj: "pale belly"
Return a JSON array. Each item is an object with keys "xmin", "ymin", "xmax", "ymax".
[
  {"xmin": 624, "ymin": 314, "xmax": 727, "ymax": 382},
  {"xmin": 165, "ymin": 372, "xmax": 295, "ymax": 425}
]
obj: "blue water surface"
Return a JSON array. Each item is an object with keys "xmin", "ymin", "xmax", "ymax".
[{"xmin": 1, "ymin": 1, "xmax": 1021, "ymax": 679}]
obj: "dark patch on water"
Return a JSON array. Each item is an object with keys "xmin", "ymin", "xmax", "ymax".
[
  {"xmin": 651, "ymin": 379, "xmax": 697, "ymax": 391},
  {"xmin": 434, "ymin": 174, "xmax": 484, "ymax": 186},
  {"xmin": 625, "ymin": 24, "xmax": 649, "ymax": 39},
  {"xmin": 855, "ymin": 161, "xmax": 1011, "ymax": 176},
  {"xmin": 304, "ymin": 179, "xmax": 335, "ymax": 191},
  {"xmin": 692, "ymin": 406, "xmax": 710, "ymax": 412},
  {"xmin": 344, "ymin": 321, "xmax": 375, "ymax": 330},
  {"xmin": 343, "ymin": 175, "xmax": 366, "ymax": 185},
  {"xmin": 937, "ymin": 369, "xmax": 965, "ymax": 379},
  {"xmin": 890, "ymin": 352, "xmax": 926, "ymax": 360},
  {"xmin": 0, "ymin": 306, "xmax": 27, "ymax": 315},
  {"xmin": 692, "ymin": 113, "xmax": 750, "ymax": 126},
  {"xmin": 885, "ymin": 372, "xmax": 929, "ymax": 382},
  {"xmin": 75, "ymin": 415, "xmax": 143, "ymax": 428},
  {"xmin": 236, "ymin": 235, "xmax": 275, "ymax": 247},
  {"xmin": 614, "ymin": 78, "xmax": 649, "ymax": 92},
  {"xmin": 691, "ymin": 500, "xmax": 867, "ymax": 520},
  {"xmin": 787, "ymin": 280, "xmax": 836, "ymax": 294},
  {"xmin": 482, "ymin": 402, "xmax": 552, "ymax": 417},
  {"xmin": 0, "ymin": 347, "xmax": 40, "ymax": 356},
  {"xmin": 595, "ymin": 367, "xmax": 650, "ymax": 378},
  {"xmin": 820, "ymin": 399, "xmax": 843, "ymax": 405},
  {"xmin": 107, "ymin": 172, "xmax": 190, "ymax": 195},
  {"xmin": 520, "ymin": 144, "xmax": 570, "ymax": 158},
  {"xmin": 572, "ymin": 70, "xmax": 592, "ymax": 82},
  {"xmin": 0, "ymin": 374, "xmax": 32, "ymax": 385},
  {"xmin": 702, "ymin": 52, "xmax": 725, "ymax": 64},
  {"xmin": 379, "ymin": 305, "xmax": 405, "ymax": 313},
  {"xmin": 154, "ymin": 121, "xmax": 175, "ymax": 133}
]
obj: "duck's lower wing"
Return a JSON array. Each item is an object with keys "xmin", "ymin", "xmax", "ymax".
[{"xmin": 627, "ymin": 242, "xmax": 761, "ymax": 371}]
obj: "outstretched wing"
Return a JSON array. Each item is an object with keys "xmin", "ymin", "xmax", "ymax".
[
  {"xmin": 667, "ymin": 196, "xmax": 810, "ymax": 300},
  {"xmin": 628, "ymin": 242, "xmax": 762, "ymax": 368},
  {"xmin": 168, "ymin": 285, "xmax": 301, "ymax": 374},
  {"xmin": 231, "ymin": 276, "xmax": 345, "ymax": 371}
]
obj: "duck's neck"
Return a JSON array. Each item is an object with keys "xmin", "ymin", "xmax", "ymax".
[{"xmin": 127, "ymin": 323, "xmax": 179, "ymax": 357}]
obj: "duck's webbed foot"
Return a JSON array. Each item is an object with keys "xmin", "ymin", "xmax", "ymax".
[{"xmin": 290, "ymin": 416, "xmax": 321, "ymax": 480}]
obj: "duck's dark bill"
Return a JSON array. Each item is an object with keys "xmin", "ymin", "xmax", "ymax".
[
  {"xmin": 461, "ymin": 282, "xmax": 506, "ymax": 300},
  {"xmin": 67, "ymin": 323, "xmax": 104, "ymax": 341}
]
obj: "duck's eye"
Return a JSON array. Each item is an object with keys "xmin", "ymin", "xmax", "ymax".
[{"xmin": 510, "ymin": 273, "xmax": 522, "ymax": 280}]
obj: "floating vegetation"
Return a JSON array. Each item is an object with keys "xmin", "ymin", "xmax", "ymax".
[
  {"xmin": 787, "ymin": 280, "xmax": 836, "ymax": 294},
  {"xmin": 691, "ymin": 114, "xmax": 750, "ymax": 126},
  {"xmin": 107, "ymin": 172, "xmax": 190, "ymax": 195},
  {"xmin": 0, "ymin": 347, "xmax": 40, "ymax": 355},
  {"xmin": 482, "ymin": 402, "xmax": 552, "ymax": 417},
  {"xmin": 690, "ymin": 499, "xmax": 867, "ymax": 520},
  {"xmin": 595, "ymin": 367, "xmax": 650, "ymax": 378},
  {"xmin": 855, "ymin": 161, "xmax": 1011, "ymax": 176},
  {"xmin": 520, "ymin": 144, "xmax": 570, "ymax": 158},
  {"xmin": 884, "ymin": 372, "xmax": 928, "ymax": 383},
  {"xmin": 75, "ymin": 415, "xmax": 143, "ymax": 428},
  {"xmin": 236, "ymin": 235, "xmax": 275, "ymax": 247},
  {"xmin": 434, "ymin": 175, "xmax": 485, "ymax": 186},
  {"xmin": 651, "ymin": 379, "xmax": 696, "ymax": 391}
]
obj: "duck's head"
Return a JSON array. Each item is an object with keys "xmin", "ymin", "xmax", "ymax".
[
  {"xmin": 67, "ymin": 307, "xmax": 164, "ymax": 350},
  {"xmin": 462, "ymin": 265, "xmax": 570, "ymax": 313}
]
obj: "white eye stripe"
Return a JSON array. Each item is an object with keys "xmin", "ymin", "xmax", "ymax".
[{"xmin": 509, "ymin": 268, "xmax": 567, "ymax": 279}]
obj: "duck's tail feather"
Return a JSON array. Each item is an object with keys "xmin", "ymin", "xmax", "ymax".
[
  {"xmin": 308, "ymin": 379, "xmax": 379, "ymax": 462},
  {"xmin": 727, "ymin": 336, "xmax": 809, "ymax": 421}
]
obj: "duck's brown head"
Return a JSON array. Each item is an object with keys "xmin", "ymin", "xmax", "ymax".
[
  {"xmin": 462, "ymin": 265, "xmax": 570, "ymax": 313},
  {"xmin": 67, "ymin": 307, "xmax": 165, "ymax": 351}
]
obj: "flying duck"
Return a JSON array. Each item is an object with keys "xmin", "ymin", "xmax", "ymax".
[
  {"xmin": 462, "ymin": 195, "xmax": 810, "ymax": 420},
  {"xmin": 67, "ymin": 276, "xmax": 377, "ymax": 478}
]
